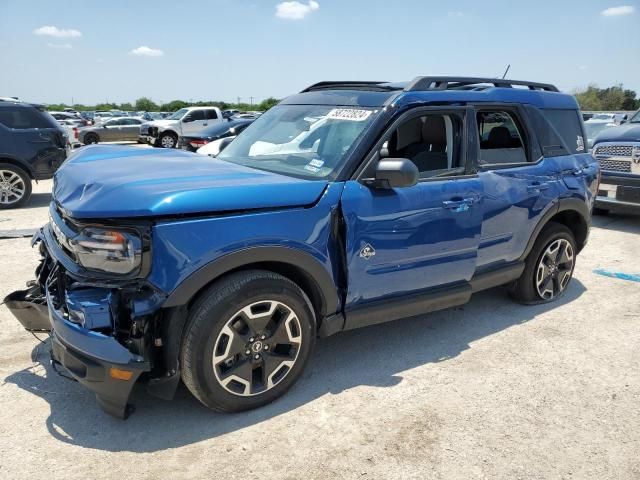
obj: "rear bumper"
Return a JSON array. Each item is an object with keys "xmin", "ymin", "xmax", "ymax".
[{"xmin": 3, "ymin": 229, "xmax": 151, "ymax": 418}]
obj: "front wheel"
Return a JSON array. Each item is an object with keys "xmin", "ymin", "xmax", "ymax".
[
  {"xmin": 509, "ymin": 222, "xmax": 577, "ymax": 304},
  {"xmin": 159, "ymin": 132, "xmax": 177, "ymax": 148},
  {"xmin": 180, "ymin": 270, "xmax": 316, "ymax": 413},
  {"xmin": 0, "ymin": 164, "xmax": 32, "ymax": 209}
]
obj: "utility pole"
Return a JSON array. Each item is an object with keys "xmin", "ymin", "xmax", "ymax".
[
  {"xmin": 237, "ymin": 96, "xmax": 241, "ymax": 105},
  {"xmin": 250, "ymin": 96, "xmax": 254, "ymax": 106}
]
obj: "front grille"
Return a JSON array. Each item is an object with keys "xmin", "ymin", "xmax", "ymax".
[
  {"xmin": 594, "ymin": 145, "xmax": 633, "ymax": 157},
  {"xmin": 598, "ymin": 158, "xmax": 632, "ymax": 173},
  {"xmin": 149, "ymin": 126, "xmax": 158, "ymax": 137},
  {"xmin": 139, "ymin": 125, "xmax": 150, "ymax": 135}
]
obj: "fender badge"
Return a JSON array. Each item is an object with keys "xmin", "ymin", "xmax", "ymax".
[{"xmin": 359, "ymin": 243, "xmax": 376, "ymax": 260}]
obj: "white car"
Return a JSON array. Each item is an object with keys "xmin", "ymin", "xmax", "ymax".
[
  {"xmin": 196, "ymin": 136, "xmax": 235, "ymax": 157},
  {"xmin": 590, "ymin": 113, "xmax": 627, "ymax": 125},
  {"xmin": 584, "ymin": 119, "xmax": 617, "ymax": 150},
  {"xmin": 140, "ymin": 106, "xmax": 224, "ymax": 148}
]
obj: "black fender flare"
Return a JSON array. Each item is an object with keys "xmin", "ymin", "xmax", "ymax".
[
  {"xmin": 519, "ymin": 197, "xmax": 591, "ymax": 261},
  {"xmin": 162, "ymin": 246, "xmax": 340, "ymax": 316}
]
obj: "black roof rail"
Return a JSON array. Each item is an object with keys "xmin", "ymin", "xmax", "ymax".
[
  {"xmin": 300, "ymin": 81, "xmax": 391, "ymax": 93},
  {"xmin": 405, "ymin": 76, "xmax": 559, "ymax": 93}
]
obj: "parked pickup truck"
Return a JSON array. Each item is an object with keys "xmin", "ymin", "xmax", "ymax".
[
  {"xmin": 5, "ymin": 77, "xmax": 599, "ymax": 418},
  {"xmin": 591, "ymin": 108, "xmax": 640, "ymax": 213},
  {"xmin": 139, "ymin": 106, "xmax": 223, "ymax": 148}
]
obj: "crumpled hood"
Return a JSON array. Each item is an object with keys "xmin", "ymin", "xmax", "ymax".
[
  {"xmin": 594, "ymin": 124, "xmax": 640, "ymax": 143},
  {"xmin": 54, "ymin": 145, "xmax": 328, "ymax": 218}
]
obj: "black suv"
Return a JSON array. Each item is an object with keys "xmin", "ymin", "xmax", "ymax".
[{"xmin": 0, "ymin": 100, "xmax": 68, "ymax": 208}]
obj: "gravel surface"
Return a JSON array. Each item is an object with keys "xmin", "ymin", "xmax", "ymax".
[{"xmin": 0, "ymin": 179, "xmax": 638, "ymax": 480}]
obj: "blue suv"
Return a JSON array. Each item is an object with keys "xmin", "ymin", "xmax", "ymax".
[{"xmin": 6, "ymin": 77, "xmax": 599, "ymax": 418}]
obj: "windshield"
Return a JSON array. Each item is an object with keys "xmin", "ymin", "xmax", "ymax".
[
  {"xmin": 630, "ymin": 110, "xmax": 640, "ymax": 123},
  {"xmin": 167, "ymin": 108, "xmax": 188, "ymax": 120},
  {"xmin": 217, "ymin": 105, "xmax": 379, "ymax": 180},
  {"xmin": 585, "ymin": 122, "xmax": 615, "ymax": 138}
]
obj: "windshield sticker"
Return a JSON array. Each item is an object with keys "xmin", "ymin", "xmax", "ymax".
[
  {"xmin": 309, "ymin": 159, "xmax": 325, "ymax": 168},
  {"xmin": 327, "ymin": 109, "xmax": 372, "ymax": 122},
  {"xmin": 304, "ymin": 164, "xmax": 321, "ymax": 173}
]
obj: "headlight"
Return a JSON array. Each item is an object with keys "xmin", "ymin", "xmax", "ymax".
[
  {"xmin": 69, "ymin": 227, "xmax": 142, "ymax": 275},
  {"xmin": 633, "ymin": 146, "xmax": 640, "ymax": 160}
]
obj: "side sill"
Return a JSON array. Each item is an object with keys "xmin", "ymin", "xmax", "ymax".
[{"xmin": 341, "ymin": 262, "xmax": 524, "ymax": 332}]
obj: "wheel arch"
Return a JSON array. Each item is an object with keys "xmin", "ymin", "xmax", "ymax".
[
  {"xmin": 0, "ymin": 156, "xmax": 34, "ymax": 179},
  {"xmin": 520, "ymin": 198, "xmax": 590, "ymax": 261},
  {"xmin": 162, "ymin": 247, "xmax": 340, "ymax": 326}
]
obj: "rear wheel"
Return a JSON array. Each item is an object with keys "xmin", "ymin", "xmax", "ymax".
[
  {"xmin": 84, "ymin": 133, "xmax": 99, "ymax": 144},
  {"xmin": 509, "ymin": 222, "xmax": 577, "ymax": 304},
  {"xmin": 0, "ymin": 164, "xmax": 32, "ymax": 209},
  {"xmin": 181, "ymin": 270, "xmax": 316, "ymax": 412},
  {"xmin": 159, "ymin": 132, "xmax": 177, "ymax": 148}
]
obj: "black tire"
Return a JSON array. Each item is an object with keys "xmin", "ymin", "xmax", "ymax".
[
  {"xmin": 509, "ymin": 222, "xmax": 577, "ymax": 304},
  {"xmin": 84, "ymin": 133, "xmax": 99, "ymax": 144},
  {"xmin": 0, "ymin": 163, "xmax": 32, "ymax": 209},
  {"xmin": 180, "ymin": 270, "xmax": 316, "ymax": 413},
  {"xmin": 159, "ymin": 132, "xmax": 177, "ymax": 148}
]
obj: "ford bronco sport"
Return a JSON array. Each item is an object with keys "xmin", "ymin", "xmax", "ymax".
[{"xmin": 5, "ymin": 77, "xmax": 599, "ymax": 418}]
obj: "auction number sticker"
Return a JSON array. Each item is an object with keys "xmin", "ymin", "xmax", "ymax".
[{"xmin": 327, "ymin": 109, "xmax": 372, "ymax": 121}]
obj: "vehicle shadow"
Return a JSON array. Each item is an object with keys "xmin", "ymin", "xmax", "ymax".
[
  {"xmin": 592, "ymin": 212, "xmax": 640, "ymax": 233},
  {"xmin": 24, "ymin": 192, "xmax": 52, "ymax": 209},
  {"xmin": 4, "ymin": 281, "xmax": 586, "ymax": 453}
]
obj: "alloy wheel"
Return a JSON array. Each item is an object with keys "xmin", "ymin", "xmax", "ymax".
[
  {"xmin": 536, "ymin": 238, "xmax": 574, "ymax": 300},
  {"xmin": 160, "ymin": 135, "xmax": 175, "ymax": 148},
  {"xmin": 212, "ymin": 300, "xmax": 302, "ymax": 396},
  {"xmin": 0, "ymin": 169, "xmax": 26, "ymax": 205}
]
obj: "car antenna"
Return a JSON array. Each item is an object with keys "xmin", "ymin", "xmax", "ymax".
[{"xmin": 501, "ymin": 64, "xmax": 511, "ymax": 79}]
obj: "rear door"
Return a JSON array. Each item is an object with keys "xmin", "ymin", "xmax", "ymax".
[
  {"xmin": 341, "ymin": 107, "xmax": 483, "ymax": 322},
  {"xmin": 473, "ymin": 106, "xmax": 562, "ymax": 268},
  {"xmin": 121, "ymin": 118, "xmax": 142, "ymax": 140}
]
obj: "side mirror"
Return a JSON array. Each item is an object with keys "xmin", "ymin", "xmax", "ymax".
[
  {"xmin": 182, "ymin": 115, "xmax": 193, "ymax": 123},
  {"xmin": 370, "ymin": 158, "xmax": 418, "ymax": 189}
]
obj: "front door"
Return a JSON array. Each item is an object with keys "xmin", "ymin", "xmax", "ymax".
[
  {"xmin": 340, "ymin": 109, "xmax": 483, "ymax": 326},
  {"xmin": 181, "ymin": 109, "xmax": 208, "ymax": 135}
]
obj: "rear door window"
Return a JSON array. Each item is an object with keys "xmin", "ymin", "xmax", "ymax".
[
  {"xmin": 476, "ymin": 111, "xmax": 528, "ymax": 164},
  {"xmin": 205, "ymin": 109, "xmax": 218, "ymax": 120},
  {"xmin": 0, "ymin": 106, "xmax": 59, "ymax": 129},
  {"xmin": 543, "ymin": 109, "xmax": 585, "ymax": 153}
]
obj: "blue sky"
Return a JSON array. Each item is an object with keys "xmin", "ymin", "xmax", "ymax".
[{"xmin": 0, "ymin": 0, "xmax": 638, "ymax": 105}]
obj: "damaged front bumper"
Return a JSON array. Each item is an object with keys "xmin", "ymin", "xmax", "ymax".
[{"xmin": 4, "ymin": 228, "xmax": 159, "ymax": 419}]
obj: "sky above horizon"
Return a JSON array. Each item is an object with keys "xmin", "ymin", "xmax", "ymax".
[{"xmin": 0, "ymin": 0, "xmax": 639, "ymax": 105}]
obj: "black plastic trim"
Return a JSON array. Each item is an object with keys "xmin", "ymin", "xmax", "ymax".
[{"xmin": 162, "ymin": 246, "xmax": 340, "ymax": 316}]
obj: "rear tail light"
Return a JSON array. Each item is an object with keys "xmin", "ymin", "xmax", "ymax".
[
  {"xmin": 190, "ymin": 139, "xmax": 209, "ymax": 147},
  {"xmin": 73, "ymin": 127, "xmax": 78, "ymax": 139}
]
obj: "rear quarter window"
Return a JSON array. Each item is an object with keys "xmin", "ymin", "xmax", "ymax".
[
  {"xmin": 543, "ymin": 109, "xmax": 585, "ymax": 154},
  {"xmin": 0, "ymin": 106, "xmax": 59, "ymax": 129}
]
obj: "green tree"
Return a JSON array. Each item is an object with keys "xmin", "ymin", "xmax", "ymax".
[
  {"xmin": 160, "ymin": 100, "xmax": 189, "ymax": 112},
  {"xmin": 257, "ymin": 97, "xmax": 279, "ymax": 111},
  {"xmin": 574, "ymin": 84, "xmax": 638, "ymax": 111},
  {"xmin": 134, "ymin": 97, "xmax": 159, "ymax": 112}
]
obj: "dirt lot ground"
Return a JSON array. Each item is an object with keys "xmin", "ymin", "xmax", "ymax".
[{"xmin": 0, "ymin": 174, "xmax": 639, "ymax": 480}]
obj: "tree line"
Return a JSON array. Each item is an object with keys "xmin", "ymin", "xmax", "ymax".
[
  {"xmin": 45, "ymin": 97, "xmax": 280, "ymax": 113},
  {"xmin": 574, "ymin": 84, "xmax": 639, "ymax": 111},
  {"xmin": 43, "ymin": 85, "xmax": 640, "ymax": 114}
]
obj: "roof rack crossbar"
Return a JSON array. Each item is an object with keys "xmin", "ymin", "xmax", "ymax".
[
  {"xmin": 405, "ymin": 77, "xmax": 559, "ymax": 93},
  {"xmin": 300, "ymin": 81, "xmax": 390, "ymax": 93}
]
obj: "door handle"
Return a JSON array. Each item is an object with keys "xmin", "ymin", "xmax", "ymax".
[{"xmin": 527, "ymin": 182, "xmax": 549, "ymax": 192}]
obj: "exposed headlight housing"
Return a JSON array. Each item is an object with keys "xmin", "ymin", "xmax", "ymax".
[
  {"xmin": 69, "ymin": 227, "xmax": 142, "ymax": 275},
  {"xmin": 633, "ymin": 146, "xmax": 640, "ymax": 160}
]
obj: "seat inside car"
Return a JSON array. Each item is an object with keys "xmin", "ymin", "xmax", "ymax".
[{"xmin": 395, "ymin": 115, "xmax": 450, "ymax": 172}]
